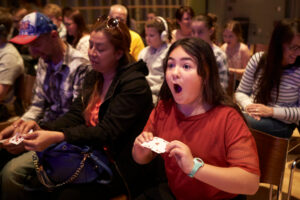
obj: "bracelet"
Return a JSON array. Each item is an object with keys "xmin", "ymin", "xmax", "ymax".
[{"xmin": 188, "ymin": 157, "xmax": 204, "ymax": 178}]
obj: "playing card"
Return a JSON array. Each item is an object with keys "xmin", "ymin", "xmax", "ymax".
[
  {"xmin": 9, "ymin": 133, "xmax": 24, "ymax": 145},
  {"xmin": 141, "ymin": 137, "xmax": 169, "ymax": 154},
  {"xmin": 0, "ymin": 139, "xmax": 8, "ymax": 144},
  {"xmin": 9, "ymin": 129, "xmax": 33, "ymax": 145}
]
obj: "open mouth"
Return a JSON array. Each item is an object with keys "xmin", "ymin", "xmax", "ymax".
[{"xmin": 174, "ymin": 84, "xmax": 182, "ymax": 93}]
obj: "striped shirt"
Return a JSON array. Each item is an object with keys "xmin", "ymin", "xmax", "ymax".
[
  {"xmin": 235, "ymin": 52, "xmax": 300, "ymax": 124},
  {"xmin": 212, "ymin": 44, "xmax": 229, "ymax": 90}
]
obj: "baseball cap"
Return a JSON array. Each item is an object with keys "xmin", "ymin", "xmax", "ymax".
[{"xmin": 10, "ymin": 12, "xmax": 57, "ymax": 45}]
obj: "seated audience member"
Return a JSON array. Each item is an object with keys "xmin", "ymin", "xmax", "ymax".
[
  {"xmin": 0, "ymin": 16, "xmax": 161, "ymax": 200},
  {"xmin": 133, "ymin": 38, "xmax": 260, "ymax": 200},
  {"xmin": 109, "ymin": 4, "xmax": 145, "ymax": 61},
  {"xmin": 221, "ymin": 20, "xmax": 251, "ymax": 95},
  {"xmin": 0, "ymin": 8, "xmax": 25, "ymax": 121},
  {"xmin": 64, "ymin": 8, "xmax": 90, "ymax": 57},
  {"xmin": 147, "ymin": 10, "xmax": 156, "ymax": 21},
  {"xmin": 43, "ymin": 3, "xmax": 67, "ymax": 41},
  {"xmin": 0, "ymin": 12, "xmax": 89, "ymax": 166},
  {"xmin": 171, "ymin": 6, "xmax": 194, "ymax": 43},
  {"xmin": 191, "ymin": 14, "xmax": 229, "ymax": 90},
  {"xmin": 10, "ymin": 7, "xmax": 38, "ymax": 75},
  {"xmin": 235, "ymin": 19, "xmax": 300, "ymax": 138},
  {"xmin": 138, "ymin": 16, "xmax": 171, "ymax": 104},
  {"xmin": 10, "ymin": 7, "xmax": 28, "ymax": 39}
]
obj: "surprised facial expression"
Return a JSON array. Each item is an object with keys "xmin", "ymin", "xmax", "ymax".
[{"xmin": 166, "ymin": 46, "xmax": 203, "ymax": 107}]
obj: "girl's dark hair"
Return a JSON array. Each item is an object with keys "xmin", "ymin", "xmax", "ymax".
[
  {"xmin": 254, "ymin": 19, "xmax": 300, "ymax": 104},
  {"xmin": 159, "ymin": 38, "xmax": 242, "ymax": 114},
  {"xmin": 82, "ymin": 16, "xmax": 135, "ymax": 117},
  {"xmin": 193, "ymin": 13, "xmax": 218, "ymax": 42},
  {"xmin": 224, "ymin": 20, "xmax": 243, "ymax": 42},
  {"xmin": 65, "ymin": 9, "xmax": 89, "ymax": 47}
]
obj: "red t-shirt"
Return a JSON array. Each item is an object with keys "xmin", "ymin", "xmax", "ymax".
[{"xmin": 144, "ymin": 100, "xmax": 260, "ymax": 200}]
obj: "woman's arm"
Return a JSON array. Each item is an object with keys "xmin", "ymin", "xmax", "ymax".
[
  {"xmin": 272, "ymin": 106, "xmax": 300, "ymax": 124},
  {"xmin": 42, "ymin": 71, "xmax": 152, "ymax": 149},
  {"xmin": 240, "ymin": 44, "xmax": 251, "ymax": 70},
  {"xmin": 235, "ymin": 52, "xmax": 263, "ymax": 109}
]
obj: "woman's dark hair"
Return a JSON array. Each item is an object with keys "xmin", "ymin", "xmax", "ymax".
[
  {"xmin": 175, "ymin": 6, "xmax": 194, "ymax": 21},
  {"xmin": 224, "ymin": 20, "xmax": 243, "ymax": 42},
  {"xmin": 159, "ymin": 38, "xmax": 241, "ymax": 113},
  {"xmin": 82, "ymin": 16, "xmax": 135, "ymax": 117},
  {"xmin": 174, "ymin": 5, "xmax": 194, "ymax": 30},
  {"xmin": 193, "ymin": 13, "xmax": 218, "ymax": 42},
  {"xmin": 64, "ymin": 9, "xmax": 89, "ymax": 47},
  {"xmin": 254, "ymin": 19, "xmax": 300, "ymax": 104}
]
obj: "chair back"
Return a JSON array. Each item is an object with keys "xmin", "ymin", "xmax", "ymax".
[
  {"xmin": 250, "ymin": 128, "xmax": 288, "ymax": 186},
  {"xmin": 14, "ymin": 73, "xmax": 36, "ymax": 112}
]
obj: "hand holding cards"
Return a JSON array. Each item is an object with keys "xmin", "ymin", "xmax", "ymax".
[
  {"xmin": 141, "ymin": 137, "xmax": 169, "ymax": 154},
  {"xmin": 8, "ymin": 129, "xmax": 33, "ymax": 145}
]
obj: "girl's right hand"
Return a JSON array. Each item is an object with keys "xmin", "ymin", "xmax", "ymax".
[
  {"xmin": 132, "ymin": 131, "xmax": 155, "ymax": 164},
  {"xmin": 133, "ymin": 131, "xmax": 153, "ymax": 152}
]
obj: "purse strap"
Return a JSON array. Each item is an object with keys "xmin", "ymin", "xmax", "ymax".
[
  {"xmin": 32, "ymin": 151, "xmax": 112, "ymax": 189},
  {"xmin": 89, "ymin": 153, "xmax": 113, "ymax": 184}
]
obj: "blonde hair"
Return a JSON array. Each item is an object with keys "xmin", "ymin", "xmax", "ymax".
[{"xmin": 43, "ymin": 3, "xmax": 62, "ymax": 19}]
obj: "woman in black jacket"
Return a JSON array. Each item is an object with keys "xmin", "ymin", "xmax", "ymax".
[{"xmin": 1, "ymin": 17, "xmax": 163, "ymax": 200}]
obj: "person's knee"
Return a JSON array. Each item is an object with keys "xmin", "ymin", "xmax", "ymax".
[
  {"xmin": 1, "ymin": 152, "xmax": 34, "ymax": 189},
  {"xmin": 2, "ymin": 159, "xmax": 23, "ymax": 187}
]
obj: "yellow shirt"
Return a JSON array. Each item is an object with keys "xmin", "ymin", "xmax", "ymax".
[{"xmin": 129, "ymin": 29, "xmax": 145, "ymax": 61}]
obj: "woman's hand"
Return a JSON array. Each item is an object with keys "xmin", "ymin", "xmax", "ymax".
[
  {"xmin": 166, "ymin": 140, "xmax": 194, "ymax": 175},
  {"xmin": 245, "ymin": 103, "xmax": 274, "ymax": 120},
  {"xmin": 22, "ymin": 130, "xmax": 65, "ymax": 152},
  {"xmin": 132, "ymin": 131, "xmax": 155, "ymax": 164}
]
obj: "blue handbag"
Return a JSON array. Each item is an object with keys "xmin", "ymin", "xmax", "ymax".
[{"xmin": 32, "ymin": 141, "xmax": 113, "ymax": 189}]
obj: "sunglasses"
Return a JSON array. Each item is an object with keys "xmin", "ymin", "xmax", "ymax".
[{"xmin": 97, "ymin": 16, "xmax": 119, "ymax": 29}]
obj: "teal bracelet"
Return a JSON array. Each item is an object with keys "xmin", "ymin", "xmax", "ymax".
[{"xmin": 188, "ymin": 157, "xmax": 204, "ymax": 178}]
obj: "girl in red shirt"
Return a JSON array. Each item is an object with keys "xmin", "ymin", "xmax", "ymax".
[{"xmin": 133, "ymin": 38, "xmax": 260, "ymax": 200}]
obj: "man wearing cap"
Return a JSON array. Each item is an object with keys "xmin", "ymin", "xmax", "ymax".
[
  {"xmin": 0, "ymin": 12, "xmax": 89, "ymax": 189},
  {"xmin": 109, "ymin": 4, "xmax": 144, "ymax": 61}
]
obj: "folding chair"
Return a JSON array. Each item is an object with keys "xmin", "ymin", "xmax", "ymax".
[{"xmin": 250, "ymin": 128, "xmax": 289, "ymax": 200}]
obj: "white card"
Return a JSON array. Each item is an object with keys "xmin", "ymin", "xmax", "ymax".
[
  {"xmin": 141, "ymin": 137, "xmax": 169, "ymax": 154},
  {"xmin": 0, "ymin": 139, "xmax": 8, "ymax": 144},
  {"xmin": 9, "ymin": 129, "xmax": 33, "ymax": 145},
  {"xmin": 9, "ymin": 133, "xmax": 24, "ymax": 145}
]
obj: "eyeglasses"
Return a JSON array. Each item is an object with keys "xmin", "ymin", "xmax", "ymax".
[{"xmin": 288, "ymin": 45, "xmax": 300, "ymax": 53}]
